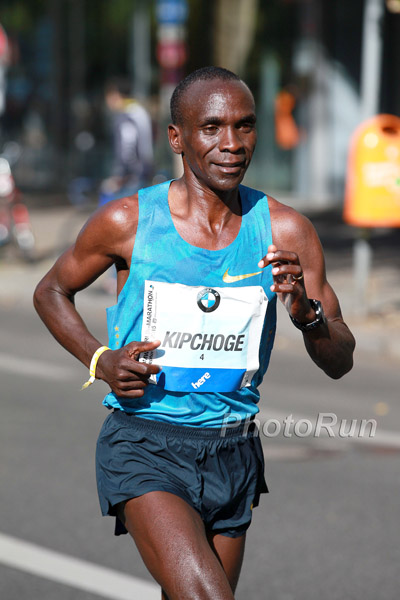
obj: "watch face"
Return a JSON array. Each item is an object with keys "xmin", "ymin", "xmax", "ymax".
[
  {"xmin": 290, "ymin": 299, "xmax": 325, "ymax": 332},
  {"xmin": 312, "ymin": 300, "xmax": 322, "ymax": 316}
]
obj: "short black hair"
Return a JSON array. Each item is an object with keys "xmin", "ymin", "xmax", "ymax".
[
  {"xmin": 170, "ymin": 66, "xmax": 242, "ymax": 125},
  {"xmin": 105, "ymin": 77, "xmax": 132, "ymax": 98}
]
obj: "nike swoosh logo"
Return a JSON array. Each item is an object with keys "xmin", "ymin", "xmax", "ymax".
[{"xmin": 222, "ymin": 269, "xmax": 262, "ymax": 283}]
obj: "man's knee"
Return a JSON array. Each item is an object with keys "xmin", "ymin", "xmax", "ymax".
[
  {"xmin": 122, "ymin": 492, "xmax": 235, "ymax": 599},
  {"xmin": 161, "ymin": 558, "xmax": 234, "ymax": 600}
]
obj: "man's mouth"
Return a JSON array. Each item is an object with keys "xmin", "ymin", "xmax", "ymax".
[{"xmin": 214, "ymin": 161, "xmax": 245, "ymax": 173}]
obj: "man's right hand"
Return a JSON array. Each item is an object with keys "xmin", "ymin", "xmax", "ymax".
[{"xmin": 97, "ymin": 340, "xmax": 161, "ymax": 398}]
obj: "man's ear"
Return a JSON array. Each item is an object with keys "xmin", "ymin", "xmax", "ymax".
[{"xmin": 168, "ymin": 124, "xmax": 183, "ymax": 155}]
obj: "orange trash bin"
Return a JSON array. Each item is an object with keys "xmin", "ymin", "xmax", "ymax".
[{"xmin": 343, "ymin": 114, "xmax": 400, "ymax": 227}]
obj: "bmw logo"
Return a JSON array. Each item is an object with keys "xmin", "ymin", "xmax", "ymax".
[{"xmin": 197, "ymin": 288, "xmax": 221, "ymax": 313}]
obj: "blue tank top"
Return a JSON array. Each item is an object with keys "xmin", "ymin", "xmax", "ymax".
[{"xmin": 103, "ymin": 180, "xmax": 276, "ymax": 427}]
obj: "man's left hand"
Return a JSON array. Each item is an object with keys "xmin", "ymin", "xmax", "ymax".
[{"xmin": 258, "ymin": 244, "xmax": 317, "ymax": 324}]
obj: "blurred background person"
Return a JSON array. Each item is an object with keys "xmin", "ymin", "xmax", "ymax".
[{"xmin": 99, "ymin": 76, "xmax": 154, "ymax": 206}]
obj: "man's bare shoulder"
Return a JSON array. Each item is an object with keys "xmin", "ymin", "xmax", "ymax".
[
  {"xmin": 267, "ymin": 195, "xmax": 318, "ymax": 250},
  {"xmin": 74, "ymin": 193, "xmax": 139, "ymax": 263},
  {"xmin": 93, "ymin": 193, "xmax": 138, "ymax": 234}
]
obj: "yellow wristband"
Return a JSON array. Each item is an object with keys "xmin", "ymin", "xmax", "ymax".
[{"xmin": 81, "ymin": 346, "xmax": 110, "ymax": 390}]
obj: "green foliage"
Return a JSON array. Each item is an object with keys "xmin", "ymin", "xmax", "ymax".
[
  {"xmin": 0, "ymin": 2, "xmax": 33, "ymax": 32},
  {"xmin": 101, "ymin": 0, "xmax": 137, "ymax": 33},
  {"xmin": 0, "ymin": 0, "xmax": 50, "ymax": 32}
]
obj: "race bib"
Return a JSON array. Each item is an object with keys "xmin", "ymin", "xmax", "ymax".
[{"xmin": 139, "ymin": 280, "xmax": 268, "ymax": 392}]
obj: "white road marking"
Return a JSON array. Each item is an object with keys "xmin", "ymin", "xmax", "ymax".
[
  {"xmin": 0, "ymin": 352, "xmax": 75, "ymax": 381},
  {"xmin": 0, "ymin": 532, "xmax": 160, "ymax": 600}
]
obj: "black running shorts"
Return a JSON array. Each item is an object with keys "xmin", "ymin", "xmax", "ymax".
[{"xmin": 96, "ymin": 410, "xmax": 268, "ymax": 537}]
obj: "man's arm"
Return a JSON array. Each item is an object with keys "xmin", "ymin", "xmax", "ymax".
[
  {"xmin": 259, "ymin": 201, "xmax": 355, "ymax": 379},
  {"xmin": 33, "ymin": 196, "xmax": 160, "ymax": 396}
]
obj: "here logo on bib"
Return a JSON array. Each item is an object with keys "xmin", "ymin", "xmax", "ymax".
[{"xmin": 139, "ymin": 280, "xmax": 268, "ymax": 392}]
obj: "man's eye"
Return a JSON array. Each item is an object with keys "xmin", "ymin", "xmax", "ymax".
[
  {"xmin": 240, "ymin": 123, "xmax": 255, "ymax": 132},
  {"xmin": 203, "ymin": 126, "xmax": 218, "ymax": 134}
]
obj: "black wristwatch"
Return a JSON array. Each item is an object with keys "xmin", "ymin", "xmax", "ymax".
[{"xmin": 289, "ymin": 299, "xmax": 326, "ymax": 332}]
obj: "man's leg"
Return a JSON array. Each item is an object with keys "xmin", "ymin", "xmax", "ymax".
[
  {"xmin": 118, "ymin": 491, "xmax": 236, "ymax": 600},
  {"xmin": 206, "ymin": 531, "xmax": 246, "ymax": 594},
  {"xmin": 160, "ymin": 531, "xmax": 245, "ymax": 599}
]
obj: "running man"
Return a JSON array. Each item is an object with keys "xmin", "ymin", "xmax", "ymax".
[{"xmin": 34, "ymin": 67, "xmax": 355, "ymax": 600}]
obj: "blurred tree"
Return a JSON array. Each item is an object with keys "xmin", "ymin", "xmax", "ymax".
[{"xmin": 213, "ymin": 0, "xmax": 258, "ymax": 76}]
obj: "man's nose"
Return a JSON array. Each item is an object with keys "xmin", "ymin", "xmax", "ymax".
[{"xmin": 219, "ymin": 127, "xmax": 243, "ymax": 152}]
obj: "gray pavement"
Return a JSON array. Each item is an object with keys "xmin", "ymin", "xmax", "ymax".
[{"xmin": 1, "ymin": 293, "xmax": 399, "ymax": 600}]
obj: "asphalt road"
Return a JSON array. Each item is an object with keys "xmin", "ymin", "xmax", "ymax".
[{"xmin": 0, "ymin": 289, "xmax": 399, "ymax": 600}]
